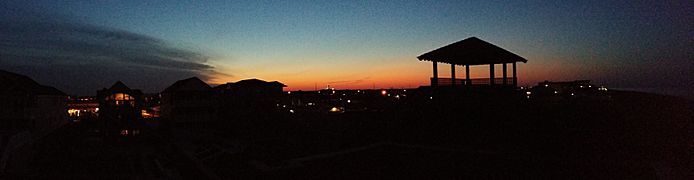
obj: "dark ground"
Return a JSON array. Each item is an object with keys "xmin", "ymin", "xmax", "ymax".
[{"xmin": 3, "ymin": 90, "xmax": 692, "ymax": 179}]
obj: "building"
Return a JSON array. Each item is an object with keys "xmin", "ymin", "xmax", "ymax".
[
  {"xmin": 216, "ymin": 79, "xmax": 286, "ymax": 97},
  {"xmin": 0, "ymin": 70, "xmax": 67, "ymax": 133},
  {"xmin": 214, "ymin": 79, "xmax": 286, "ymax": 130},
  {"xmin": 160, "ymin": 77, "xmax": 216, "ymax": 127},
  {"xmin": 66, "ymin": 96, "xmax": 99, "ymax": 122},
  {"xmin": 418, "ymin": 37, "xmax": 528, "ymax": 88},
  {"xmin": 215, "ymin": 78, "xmax": 286, "ymax": 109},
  {"xmin": 0, "ymin": 70, "xmax": 67, "ymax": 173},
  {"xmin": 96, "ymin": 81, "xmax": 144, "ymax": 136}
]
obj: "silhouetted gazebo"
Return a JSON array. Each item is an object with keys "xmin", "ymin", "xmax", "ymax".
[{"xmin": 417, "ymin": 37, "xmax": 528, "ymax": 87}]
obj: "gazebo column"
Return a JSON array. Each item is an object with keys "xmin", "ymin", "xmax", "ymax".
[
  {"xmin": 489, "ymin": 64, "xmax": 495, "ymax": 85},
  {"xmin": 450, "ymin": 64, "xmax": 456, "ymax": 87},
  {"xmin": 512, "ymin": 62, "xmax": 517, "ymax": 87},
  {"xmin": 502, "ymin": 63, "xmax": 508, "ymax": 85},
  {"xmin": 465, "ymin": 64, "xmax": 470, "ymax": 86},
  {"xmin": 432, "ymin": 61, "xmax": 438, "ymax": 87}
]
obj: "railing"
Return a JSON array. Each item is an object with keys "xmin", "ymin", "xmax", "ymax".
[{"xmin": 431, "ymin": 77, "xmax": 515, "ymax": 86}]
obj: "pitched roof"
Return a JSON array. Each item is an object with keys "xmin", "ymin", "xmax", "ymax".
[
  {"xmin": 0, "ymin": 70, "xmax": 65, "ymax": 95},
  {"xmin": 215, "ymin": 78, "xmax": 287, "ymax": 90},
  {"xmin": 233, "ymin": 79, "xmax": 286, "ymax": 87},
  {"xmin": 109, "ymin": 81, "xmax": 131, "ymax": 91},
  {"xmin": 417, "ymin": 37, "xmax": 528, "ymax": 65},
  {"xmin": 162, "ymin": 77, "xmax": 212, "ymax": 93}
]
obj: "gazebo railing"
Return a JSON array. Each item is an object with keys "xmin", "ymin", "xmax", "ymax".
[{"xmin": 431, "ymin": 77, "xmax": 514, "ymax": 86}]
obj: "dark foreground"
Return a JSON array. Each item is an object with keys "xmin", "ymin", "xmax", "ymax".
[{"xmin": 3, "ymin": 90, "xmax": 693, "ymax": 179}]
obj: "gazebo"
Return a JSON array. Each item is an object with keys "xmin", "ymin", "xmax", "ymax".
[{"xmin": 417, "ymin": 37, "xmax": 528, "ymax": 88}]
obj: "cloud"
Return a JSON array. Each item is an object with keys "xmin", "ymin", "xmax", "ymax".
[
  {"xmin": 326, "ymin": 76, "xmax": 371, "ymax": 85},
  {"xmin": 0, "ymin": 11, "xmax": 228, "ymax": 95}
]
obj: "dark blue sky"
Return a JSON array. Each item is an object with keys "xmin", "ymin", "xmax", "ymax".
[{"xmin": 1, "ymin": 0, "xmax": 692, "ymax": 97}]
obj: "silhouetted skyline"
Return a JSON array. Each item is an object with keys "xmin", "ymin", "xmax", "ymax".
[{"xmin": 1, "ymin": 0, "xmax": 692, "ymax": 96}]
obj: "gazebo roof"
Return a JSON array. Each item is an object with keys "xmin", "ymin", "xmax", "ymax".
[{"xmin": 417, "ymin": 37, "xmax": 528, "ymax": 65}]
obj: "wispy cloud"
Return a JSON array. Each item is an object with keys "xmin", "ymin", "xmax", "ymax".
[
  {"xmin": 0, "ymin": 10, "xmax": 228, "ymax": 94},
  {"xmin": 326, "ymin": 76, "xmax": 371, "ymax": 85}
]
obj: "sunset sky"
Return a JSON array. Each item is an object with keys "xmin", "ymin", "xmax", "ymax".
[{"xmin": 1, "ymin": 0, "xmax": 692, "ymax": 96}]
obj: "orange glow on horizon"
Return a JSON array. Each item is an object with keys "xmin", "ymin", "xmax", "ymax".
[{"xmin": 207, "ymin": 56, "xmax": 587, "ymax": 90}]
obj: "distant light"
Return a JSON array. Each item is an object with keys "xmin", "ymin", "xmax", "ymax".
[
  {"xmin": 330, "ymin": 107, "xmax": 340, "ymax": 112},
  {"xmin": 554, "ymin": 91, "xmax": 558, "ymax": 94},
  {"xmin": 307, "ymin": 102, "xmax": 315, "ymax": 106},
  {"xmin": 588, "ymin": 85, "xmax": 592, "ymax": 88},
  {"xmin": 387, "ymin": 94, "xmax": 391, "ymax": 96},
  {"xmin": 571, "ymin": 93, "xmax": 574, "ymax": 96},
  {"xmin": 347, "ymin": 100, "xmax": 351, "ymax": 103},
  {"xmin": 429, "ymin": 96, "xmax": 433, "ymax": 100},
  {"xmin": 282, "ymin": 105, "xmax": 286, "ymax": 108},
  {"xmin": 403, "ymin": 89, "xmax": 407, "ymax": 92},
  {"xmin": 357, "ymin": 90, "xmax": 360, "ymax": 93},
  {"xmin": 520, "ymin": 87, "xmax": 525, "ymax": 89},
  {"xmin": 332, "ymin": 90, "xmax": 336, "ymax": 94},
  {"xmin": 395, "ymin": 95, "xmax": 400, "ymax": 99},
  {"xmin": 342, "ymin": 93, "xmax": 346, "ymax": 96},
  {"xmin": 95, "ymin": 108, "xmax": 99, "ymax": 112},
  {"xmin": 526, "ymin": 91, "xmax": 532, "ymax": 95},
  {"xmin": 289, "ymin": 109, "xmax": 294, "ymax": 113},
  {"xmin": 526, "ymin": 96, "xmax": 530, "ymax": 99},
  {"xmin": 544, "ymin": 84, "xmax": 549, "ymax": 87},
  {"xmin": 579, "ymin": 85, "xmax": 584, "ymax": 88},
  {"xmin": 381, "ymin": 90, "xmax": 387, "ymax": 95},
  {"xmin": 287, "ymin": 91, "xmax": 291, "ymax": 94}
]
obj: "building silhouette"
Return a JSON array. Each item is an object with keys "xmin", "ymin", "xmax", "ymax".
[
  {"xmin": 418, "ymin": 37, "xmax": 528, "ymax": 88},
  {"xmin": 215, "ymin": 78, "xmax": 286, "ymax": 112},
  {"xmin": 0, "ymin": 70, "xmax": 67, "ymax": 173},
  {"xmin": 97, "ymin": 81, "xmax": 144, "ymax": 136},
  {"xmin": 160, "ymin": 77, "xmax": 216, "ymax": 128}
]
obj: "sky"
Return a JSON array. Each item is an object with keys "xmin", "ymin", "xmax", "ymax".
[{"xmin": 1, "ymin": 0, "xmax": 692, "ymax": 96}]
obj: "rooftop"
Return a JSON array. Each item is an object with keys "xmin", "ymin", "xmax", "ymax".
[{"xmin": 417, "ymin": 37, "xmax": 528, "ymax": 65}]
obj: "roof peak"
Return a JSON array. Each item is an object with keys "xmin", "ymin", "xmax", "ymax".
[
  {"xmin": 162, "ymin": 77, "xmax": 212, "ymax": 93},
  {"xmin": 417, "ymin": 36, "xmax": 528, "ymax": 65},
  {"xmin": 109, "ymin": 81, "xmax": 131, "ymax": 91}
]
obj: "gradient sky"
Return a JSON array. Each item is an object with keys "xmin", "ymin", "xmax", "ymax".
[{"xmin": 1, "ymin": 0, "xmax": 692, "ymax": 96}]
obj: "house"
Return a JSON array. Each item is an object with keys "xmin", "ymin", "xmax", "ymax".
[
  {"xmin": 0, "ymin": 70, "xmax": 67, "ymax": 173},
  {"xmin": 96, "ymin": 81, "xmax": 144, "ymax": 136},
  {"xmin": 160, "ymin": 77, "xmax": 216, "ymax": 127},
  {"xmin": 0, "ymin": 70, "xmax": 67, "ymax": 133},
  {"xmin": 215, "ymin": 78, "xmax": 286, "ymax": 109},
  {"xmin": 214, "ymin": 79, "xmax": 286, "ymax": 130}
]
